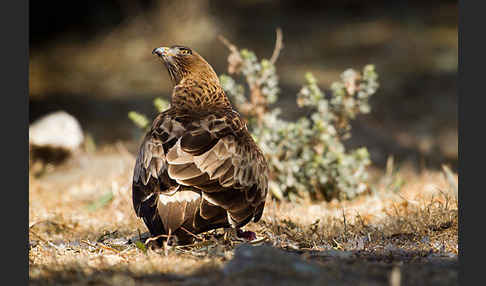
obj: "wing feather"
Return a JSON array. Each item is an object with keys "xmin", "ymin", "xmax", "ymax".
[
  {"xmin": 132, "ymin": 113, "xmax": 185, "ymax": 215},
  {"xmin": 133, "ymin": 108, "xmax": 268, "ymax": 239},
  {"xmin": 168, "ymin": 163, "xmax": 203, "ymax": 180},
  {"xmin": 162, "ymin": 113, "xmax": 268, "ymax": 226}
]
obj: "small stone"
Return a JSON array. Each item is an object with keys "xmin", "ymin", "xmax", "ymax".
[{"xmin": 29, "ymin": 111, "xmax": 84, "ymax": 153}]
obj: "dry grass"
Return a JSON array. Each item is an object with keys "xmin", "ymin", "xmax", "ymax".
[{"xmin": 29, "ymin": 145, "xmax": 458, "ymax": 285}]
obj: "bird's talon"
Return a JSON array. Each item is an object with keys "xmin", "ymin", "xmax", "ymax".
[{"xmin": 236, "ymin": 229, "xmax": 257, "ymax": 241}]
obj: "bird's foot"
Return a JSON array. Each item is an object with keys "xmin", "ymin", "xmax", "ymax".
[
  {"xmin": 222, "ymin": 228, "xmax": 257, "ymax": 243},
  {"xmin": 236, "ymin": 229, "xmax": 257, "ymax": 241}
]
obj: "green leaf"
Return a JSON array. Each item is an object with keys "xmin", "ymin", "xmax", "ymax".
[
  {"xmin": 135, "ymin": 241, "xmax": 147, "ymax": 255},
  {"xmin": 128, "ymin": 111, "xmax": 149, "ymax": 129},
  {"xmin": 153, "ymin": 97, "xmax": 169, "ymax": 112},
  {"xmin": 86, "ymin": 191, "xmax": 113, "ymax": 212}
]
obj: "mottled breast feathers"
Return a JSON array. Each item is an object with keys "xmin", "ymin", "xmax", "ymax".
[{"xmin": 171, "ymin": 78, "xmax": 232, "ymax": 110}]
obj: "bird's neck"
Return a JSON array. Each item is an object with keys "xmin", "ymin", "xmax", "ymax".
[{"xmin": 171, "ymin": 77, "xmax": 232, "ymax": 111}]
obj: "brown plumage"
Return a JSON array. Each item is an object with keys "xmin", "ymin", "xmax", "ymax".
[{"xmin": 132, "ymin": 45, "xmax": 268, "ymax": 244}]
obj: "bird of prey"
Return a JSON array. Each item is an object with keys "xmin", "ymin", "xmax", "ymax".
[{"xmin": 132, "ymin": 45, "xmax": 268, "ymax": 244}]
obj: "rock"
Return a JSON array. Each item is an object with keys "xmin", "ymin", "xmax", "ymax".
[
  {"xmin": 29, "ymin": 111, "xmax": 84, "ymax": 164},
  {"xmin": 29, "ymin": 111, "xmax": 84, "ymax": 152}
]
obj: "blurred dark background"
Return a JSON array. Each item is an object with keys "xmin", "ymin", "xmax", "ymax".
[{"xmin": 29, "ymin": 0, "xmax": 457, "ymax": 170}]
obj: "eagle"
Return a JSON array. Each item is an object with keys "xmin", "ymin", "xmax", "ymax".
[{"xmin": 132, "ymin": 45, "xmax": 269, "ymax": 244}]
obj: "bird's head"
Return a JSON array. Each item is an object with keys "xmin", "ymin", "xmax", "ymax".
[{"xmin": 152, "ymin": 45, "xmax": 219, "ymax": 85}]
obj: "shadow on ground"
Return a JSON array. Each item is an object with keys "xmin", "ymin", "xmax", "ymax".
[{"xmin": 30, "ymin": 243, "xmax": 457, "ymax": 286}]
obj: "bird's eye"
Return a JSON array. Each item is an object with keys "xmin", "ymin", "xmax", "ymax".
[{"xmin": 179, "ymin": 48, "xmax": 192, "ymax": 55}]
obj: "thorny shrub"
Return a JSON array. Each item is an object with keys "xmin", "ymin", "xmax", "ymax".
[{"xmin": 129, "ymin": 32, "xmax": 379, "ymax": 202}]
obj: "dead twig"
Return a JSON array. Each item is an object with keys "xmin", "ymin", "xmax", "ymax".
[
  {"xmin": 81, "ymin": 240, "xmax": 129, "ymax": 262},
  {"xmin": 81, "ymin": 239, "xmax": 98, "ymax": 249},
  {"xmin": 441, "ymin": 164, "xmax": 458, "ymax": 202},
  {"xmin": 218, "ymin": 35, "xmax": 238, "ymax": 54},
  {"xmin": 249, "ymin": 237, "xmax": 267, "ymax": 244},
  {"xmin": 219, "ymin": 27, "xmax": 283, "ymax": 67},
  {"xmin": 98, "ymin": 243, "xmax": 121, "ymax": 254},
  {"xmin": 163, "ymin": 229, "xmax": 172, "ymax": 256},
  {"xmin": 29, "ymin": 229, "xmax": 61, "ymax": 251},
  {"xmin": 270, "ymin": 27, "xmax": 283, "ymax": 65},
  {"xmin": 175, "ymin": 240, "xmax": 214, "ymax": 250},
  {"xmin": 397, "ymin": 193, "xmax": 419, "ymax": 206},
  {"xmin": 144, "ymin": 233, "xmax": 171, "ymax": 245},
  {"xmin": 180, "ymin": 226, "xmax": 203, "ymax": 240},
  {"xmin": 342, "ymin": 208, "xmax": 348, "ymax": 238}
]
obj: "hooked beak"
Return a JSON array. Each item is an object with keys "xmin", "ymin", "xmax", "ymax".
[{"xmin": 152, "ymin": 47, "xmax": 171, "ymax": 58}]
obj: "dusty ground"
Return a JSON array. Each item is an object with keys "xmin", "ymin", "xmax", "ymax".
[{"xmin": 29, "ymin": 145, "xmax": 458, "ymax": 285}]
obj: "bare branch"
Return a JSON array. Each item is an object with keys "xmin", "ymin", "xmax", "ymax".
[
  {"xmin": 219, "ymin": 28, "xmax": 283, "ymax": 64},
  {"xmin": 218, "ymin": 35, "xmax": 238, "ymax": 54},
  {"xmin": 270, "ymin": 28, "xmax": 283, "ymax": 65},
  {"xmin": 218, "ymin": 35, "xmax": 244, "ymax": 74}
]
